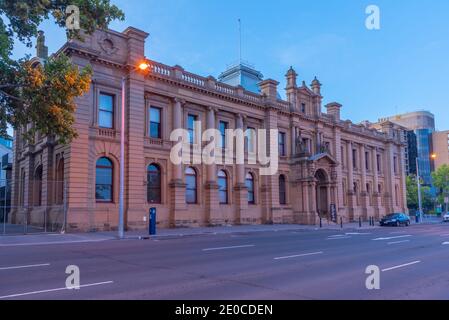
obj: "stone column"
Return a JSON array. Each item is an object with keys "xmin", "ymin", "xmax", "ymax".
[
  {"xmin": 234, "ymin": 114, "xmax": 248, "ymax": 224},
  {"xmin": 205, "ymin": 107, "xmax": 220, "ymax": 225},
  {"xmin": 372, "ymin": 147, "xmax": 380, "ymax": 218},
  {"xmin": 385, "ymin": 142, "xmax": 395, "ymax": 214},
  {"xmin": 170, "ymin": 98, "xmax": 187, "ymax": 227},
  {"xmin": 346, "ymin": 141, "xmax": 355, "ymax": 221},
  {"xmin": 360, "ymin": 144, "xmax": 368, "ymax": 220},
  {"xmin": 399, "ymin": 145, "xmax": 408, "ymax": 213}
]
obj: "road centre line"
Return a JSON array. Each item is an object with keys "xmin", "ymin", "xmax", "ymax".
[
  {"xmin": 274, "ymin": 251, "xmax": 323, "ymax": 260},
  {"xmin": 0, "ymin": 281, "xmax": 114, "ymax": 299},
  {"xmin": 326, "ymin": 236, "xmax": 351, "ymax": 240},
  {"xmin": 0, "ymin": 263, "xmax": 50, "ymax": 271},
  {"xmin": 372, "ymin": 235, "xmax": 412, "ymax": 241},
  {"xmin": 202, "ymin": 245, "xmax": 255, "ymax": 252},
  {"xmin": 382, "ymin": 261, "xmax": 421, "ymax": 272}
]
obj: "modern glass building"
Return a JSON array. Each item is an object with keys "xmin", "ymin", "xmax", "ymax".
[{"xmin": 379, "ymin": 111, "xmax": 435, "ymax": 188}]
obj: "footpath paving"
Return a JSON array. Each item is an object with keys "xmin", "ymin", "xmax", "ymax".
[
  {"xmin": 0, "ymin": 217, "xmax": 443, "ymax": 247},
  {"xmin": 0, "ymin": 222, "xmax": 377, "ymax": 246}
]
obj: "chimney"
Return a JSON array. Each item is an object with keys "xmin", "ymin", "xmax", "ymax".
[
  {"xmin": 325, "ymin": 102, "xmax": 342, "ymax": 121},
  {"xmin": 36, "ymin": 30, "xmax": 48, "ymax": 60},
  {"xmin": 259, "ymin": 79, "xmax": 279, "ymax": 102}
]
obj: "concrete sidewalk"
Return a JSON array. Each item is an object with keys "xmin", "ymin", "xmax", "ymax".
[{"xmin": 0, "ymin": 223, "xmax": 380, "ymax": 246}]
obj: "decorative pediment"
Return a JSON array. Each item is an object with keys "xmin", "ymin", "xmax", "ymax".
[{"xmin": 308, "ymin": 153, "xmax": 338, "ymax": 166}]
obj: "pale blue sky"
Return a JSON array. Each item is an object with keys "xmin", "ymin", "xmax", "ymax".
[{"xmin": 11, "ymin": 0, "xmax": 449, "ymax": 130}]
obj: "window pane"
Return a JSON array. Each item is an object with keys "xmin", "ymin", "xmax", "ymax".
[
  {"xmin": 219, "ymin": 191, "xmax": 227, "ymax": 204},
  {"xmin": 150, "ymin": 123, "xmax": 161, "ymax": 138},
  {"xmin": 99, "ymin": 94, "xmax": 113, "ymax": 112},
  {"xmin": 96, "ymin": 167, "xmax": 112, "ymax": 185},
  {"xmin": 96, "ymin": 185, "xmax": 112, "ymax": 201},
  {"xmin": 150, "ymin": 107, "xmax": 161, "ymax": 123},
  {"xmin": 248, "ymin": 191, "xmax": 254, "ymax": 203},
  {"xmin": 99, "ymin": 111, "xmax": 113, "ymax": 128},
  {"xmin": 97, "ymin": 157, "xmax": 112, "ymax": 167},
  {"xmin": 186, "ymin": 189, "xmax": 196, "ymax": 204}
]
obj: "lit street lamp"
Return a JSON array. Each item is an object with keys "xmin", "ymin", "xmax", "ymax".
[{"xmin": 119, "ymin": 61, "xmax": 150, "ymax": 239}]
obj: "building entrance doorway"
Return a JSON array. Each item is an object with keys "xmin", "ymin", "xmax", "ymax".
[{"xmin": 315, "ymin": 169, "xmax": 328, "ymax": 217}]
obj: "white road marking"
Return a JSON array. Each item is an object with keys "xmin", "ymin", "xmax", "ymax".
[
  {"xmin": 346, "ymin": 232, "xmax": 371, "ymax": 235},
  {"xmin": 382, "ymin": 261, "xmax": 421, "ymax": 272},
  {"xmin": 388, "ymin": 240, "xmax": 410, "ymax": 245},
  {"xmin": 443, "ymin": 242, "xmax": 449, "ymax": 245},
  {"xmin": 389, "ymin": 231, "xmax": 407, "ymax": 234},
  {"xmin": 274, "ymin": 251, "xmax": 323, "ymax": 260},
  {"xmin": 202, "ymin": 245, "xmax": 255, "ymax": 252},
  {"xmin": 326, "ymin": 236, "xmax": 351, "ymax": 240},
  {"xmin": 372, "ymin": 235, "xmax": 412, "ymax": 241},
  {"xmin": 0, "ymin": 263, "xmax": 50, "ymax": 271},
  {"xmin": 0, "ymin": 281, "xmax": 114, "ymax": 299}
]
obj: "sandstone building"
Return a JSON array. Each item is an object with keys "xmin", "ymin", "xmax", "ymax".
[{"xmin": 10, "ymin": 27, "xmax": 408, "ymax": 232}]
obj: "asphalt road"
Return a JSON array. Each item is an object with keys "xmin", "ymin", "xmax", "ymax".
[{"xmin": 1, "ymin": 223, "xmax": 449, "ymax": 300}]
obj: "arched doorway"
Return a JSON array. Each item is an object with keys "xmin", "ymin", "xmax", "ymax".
[{"xmin": 315, "ymin": 169, "xmax": 328, "ymax": 217}]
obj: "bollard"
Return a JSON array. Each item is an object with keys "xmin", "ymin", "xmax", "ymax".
[
  {"xmin": 149, "ymin": 207, "xmax": 156, "ymax": 235},
  {"xmin": 359, "ymin": 216, "xmax": 362, "ymax": 228},
  {"xmin": 319, "ymin": 217, "xmax": 322, "ymax": 228},
  {"xmin": 340, "ymin": 217, "xmax": 343, "ymax": 229}
]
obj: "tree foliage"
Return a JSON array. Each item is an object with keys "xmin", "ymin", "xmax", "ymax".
[
  {"xmin": 0, "ymin": 0, "xmax": 124, "ymax": 143},
  {"xmin": 406, "ymin": 175, "xmax": 433, "ymax": 211},
  {"xmin": 432, "ymin": 164, "xmax": 449, "ymax": 205}
]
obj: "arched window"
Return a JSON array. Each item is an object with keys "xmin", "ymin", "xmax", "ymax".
[
  {"xmin": 342, "ymin": 180, "xmax": 347, "ymax": 206},
  {"xmin": 96, "ymin": 157, "xmax": 113, "ymax": 202},
  {"xmin": 185, "ymin": 167, "xmax": 197, "ymax": 204},
  {"xmin": 279, "ymin": 175, "xmax": 287, "ymax": 205},
  {"xmin": 378, "ymin": 184, "xmax": 384, "ymax": 205},
  {"xmin": 246, "ymin": 173, "xmax": 255, "ymax": 204},
  {"xmin": 147, "ymin": 164, "xmax": 161, "ymax": 204},
  {"xmin": 56, "ymin": 158, "xmax": 64, "ymax": 205},
  {"xmin": 218, "ymin": 170, "xmax": 228, "ymax": 204},
  {"xmin": 33, "ymin": 166, "xmax": 43, "ymax": 206}
]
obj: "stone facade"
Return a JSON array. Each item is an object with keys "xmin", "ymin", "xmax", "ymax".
[{"xmin": 11, "ymin": 27, "xmax": 408, "ymax": 232}]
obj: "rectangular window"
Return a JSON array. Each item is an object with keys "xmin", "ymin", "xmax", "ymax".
[
  {"xmin": 377, "ymin": 154, "xmax": 381, "ymax": 172},
  {"xmin": 352, "ymin": 149, "xmax": 357, "ymax": 169},
  {"xmin": 149, "ymin": 107, "xmax": 161, "ymax": 139},
  {"xmin": 365, "ymin": 151, "xmax": 370, "ymax": 171},
  {"xmin": 187, "ymin": 114, "xmax": 197, "ymax": 144},
  {"xmin": 99, "ymin": 93, "xmax": 114, "ymax": 129},
  {"xmin": 341, "ymin": 146, "xmax": 345, "ymax": 168},
  {"xmin": 219, "ymin": 121, "xmax": 228, "ymax": 149},
  {"xmin": 394, "ymin": 156, "xmax": 398, "ymax": 174},
  {"xmin": 301, "ymin": 103, "xmax": 306, "ymax": 113},
  {"xmin": 279, "ymin": 132, "xmax": 286, "ymax": 156},
  {"xmin": 246, "ymin": 127, "xmax": 256, "ymax": 153}
]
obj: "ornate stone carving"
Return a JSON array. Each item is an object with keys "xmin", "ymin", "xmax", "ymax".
[{"xmin": 98, "ymin": 35, "xmax": 119, "ymax": 55}]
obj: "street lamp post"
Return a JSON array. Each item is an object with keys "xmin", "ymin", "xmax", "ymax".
[
  {"xmin": 416, "ymin": 157, "xmax": 423, "ymax": 223},
  {"xmin": 118, "ymin": 62, "xmax": 150, "ymax": 239}
]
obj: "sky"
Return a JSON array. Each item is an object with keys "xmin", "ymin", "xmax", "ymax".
[{"xmin": 11, "ymin": 0, "xmax": 449, "ymax": 130}]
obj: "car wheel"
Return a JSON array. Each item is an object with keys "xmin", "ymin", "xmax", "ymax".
[
  {"xmin": 406, "ymin": 221, "xmax": 410, "ymax": 227},
  {"xmin": 396, "ymin": 221, "xmax": 400, "ymax": 227}
]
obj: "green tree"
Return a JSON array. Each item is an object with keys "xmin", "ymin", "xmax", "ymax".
[
  {"xmin": 432, "ymin": 164, "xmax": 449, "ymax": 209},
  {"xmin": 0, "ymin": 0, "xmax": 124, "ymax": 143},
  {"xmin": 406, "ymin": 175, "xmax": 433, "ymax": 212}
]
